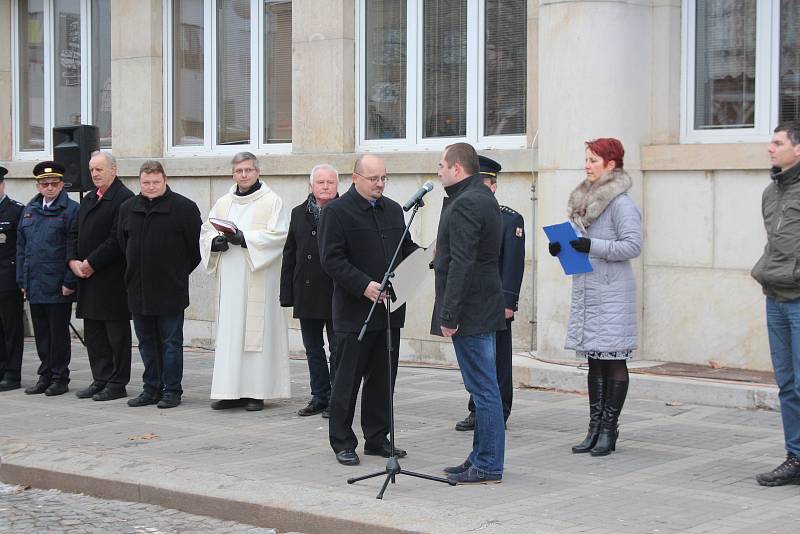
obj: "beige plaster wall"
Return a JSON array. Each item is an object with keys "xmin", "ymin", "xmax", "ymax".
[{"xmin": 0, "ymin": 0, "xmax": 12, "ymax": 161}]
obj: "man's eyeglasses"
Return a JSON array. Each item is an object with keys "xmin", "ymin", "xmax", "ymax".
[
  {"xmin": 37, "ymin": 181, "xmax": 61, "ymax": 188},
  {"xmin": 233, "ymin": 168, "xmax": 258, "ymax": 176},
  {"xmin": 354, "ymin": 172, "xmax": 389, "ymax": 184}
]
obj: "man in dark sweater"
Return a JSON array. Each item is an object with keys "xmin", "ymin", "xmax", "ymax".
[{"xmin": 318, "ymin": 154, "xmax": 417, "ymax": 466}]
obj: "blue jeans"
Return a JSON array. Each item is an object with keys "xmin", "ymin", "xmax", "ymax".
[
  {"xmin": 132, "ymin": 312, "xmax": 185, "ymax": 396},
  {"xmin": 299, "ymin": 318, "xmax": 337, "ymax": 406},
  {"xmin": 767, "ymin": 297, "xmax": 800, "ymax": 457},
  {"xmin": 452, "ymin": 332, "xmax": 505, "ymax": 475}
]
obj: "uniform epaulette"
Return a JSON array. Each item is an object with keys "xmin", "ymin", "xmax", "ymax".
[
  {"xmin": 500, "ymin": 205, "xmax": 519, "ymax": 216},
  {"xmin": 11, "ymin": 200, "xmax": 24, "ymax": 207}
]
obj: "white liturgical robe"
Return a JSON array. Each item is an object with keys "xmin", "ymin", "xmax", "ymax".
[{"xmin": 200, "ymin": 183, "xmax": 290, "ymax": 400}]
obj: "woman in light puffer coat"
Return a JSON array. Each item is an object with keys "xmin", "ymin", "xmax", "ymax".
[{"xmin": 549, "ymin": 138, "xmax": 642, "ymax": 456}]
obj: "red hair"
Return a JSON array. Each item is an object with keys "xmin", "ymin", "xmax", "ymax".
[{"xmin": 585, "ymin": 138, "xmax": 625, "ymax": 170}]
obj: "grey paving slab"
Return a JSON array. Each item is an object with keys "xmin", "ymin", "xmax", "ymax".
[{"xmin": 0, "ymin": 341, "xmax": 799, "ymax": 534}]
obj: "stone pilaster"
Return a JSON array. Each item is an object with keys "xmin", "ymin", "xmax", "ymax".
[
  {"xmin": 0, "ymin": 0, "xmax": 13, "ymax": 161},
  {"xmin": 291, "ymin": 0, "xmax": 355, "ymax": 154},
  {"xmin": 110, "ymin": 0, "xmax": 163, "ymax": 157}
]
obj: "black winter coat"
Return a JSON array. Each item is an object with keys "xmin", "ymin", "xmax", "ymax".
[
  {"xmin": 318, "ymin": 184, "xmax": 418, "ymax": 333},
  {"xmin": 431, "ymin": 174, "xmax": 506, "ymax": 337},
  {"xmin": 16, "ymin": 190, "xmax": 79, "ymax": 304},
  {"xmin": 67, "ymin": 178, "xmax": 135, "ymax": 320},
  {"xmin": 117, "ymin": 187, "xmax": 202, "ymax": 316},
  {"xmin": 279, "ymin": 196, "xmax": 334, "ymax": 320},
  {"xmin": 0, "ymin": 196, "xmax": 25, "ymax": 293}
]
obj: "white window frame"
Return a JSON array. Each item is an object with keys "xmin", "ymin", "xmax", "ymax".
[
  {"xmin": 680, "ymin": 0, "xmax": 782, "ymax": 144},
  {"xmin": 11, "ymin": 0, "xmax": 103, "ymax": 160},
  {"xmin": 356, "ymin": 0, "xmax": 527, "ymax": 152},
  {"xmin": 164, "ymin": 0, "xmax": 292, "ymax": 156}
]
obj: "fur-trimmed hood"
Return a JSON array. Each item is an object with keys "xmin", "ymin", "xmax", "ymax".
[{"xmin": 567, "ymin": 169, "xmax": 632, "ymax": 230}]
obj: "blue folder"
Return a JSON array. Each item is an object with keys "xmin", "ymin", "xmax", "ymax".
[{"xmin": 543, "ymin": 222, "xmax": 593, "ymax": 275}]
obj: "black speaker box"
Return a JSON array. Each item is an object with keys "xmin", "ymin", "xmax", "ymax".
[{"xmin": 53, "ymin": 124, "xmax": 99, "ymax": 192}]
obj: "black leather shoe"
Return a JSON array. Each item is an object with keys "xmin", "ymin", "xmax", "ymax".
[
  {"xmin": 211, "ymin": 398, "xmax": 246, "ymax": 410},
  {"xmin": 0, "ymin": 377, "xmax": 21, "ymax": 392},
  {"xmin": 245, "ymin": 398, "xmax": 264, "ymax": 411},
  {"xmin": 25, "ymin": 379, "xmax": 51, "ymax": 395},
  {"xmin": 76, "ymin": 382, "xmax": 106, "ymax": 399},
  {"xmin": 321, "ymin": 407, "xmax": 330, "ymax": 419},
  {"xmin": 455, "ymin": 412, "xmax": 475, "ymax": 431},
  {"xmin": 44, "ymin": 381, "xmax": 69, "ymax": 396},
  {"xmin": 335, "ymin": 449, "xmax": 360, "ymax": 466},
  {"xmin": 447, "ymin": 466, "xmax": 502, "ymax": 485},
  {"xmin": 127, "ymin": 391, "xmax": 161, "ymax": 407},
  {"xmin": 364, "ymin": 442, "xmax": 407, "ymax": 458},
  {"xmin": 297, "ymin": 401, "xmax": 326, "ymax": 416},
  {"xmin": 92, "ymin": 387, "xmax": 127, "ymax": 401},
  {"xmin": 756, "ymin": 454, "xmax": 800, "ymax": 486},
  {"xmin": 443, "ymin": 460, "xmax": 472, "ymax": 475},
  {"xmin": 157, "ymin": 392, "xmax": 181, "ymax": 409}
]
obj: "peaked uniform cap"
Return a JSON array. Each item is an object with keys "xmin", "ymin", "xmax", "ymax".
[
  {"xmin": 33, "ymin": 161, "xmax": 65, "ymax": 180},
  {"xmin": 478, "ymin": 155, "xmax": 502, "ymax": 178}
]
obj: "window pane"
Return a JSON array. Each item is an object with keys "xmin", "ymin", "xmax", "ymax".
[
  {"xmin": 264, "ymin": 0, "xmax": 292, "ymax": 144},
  {"xmin": 694, "ymin": 0, "xmax": 756, "ymax": 129},
  {"xmin": 217, "ymin": 0, "xmax": 250, "ymax": 145},
  {"xmin": 18, "ymin": 0, "xmax": 45, "ymax": 151},
  {"xmin": 484, "ymin": 0, "xmax": 525, "ymax": 136},
  {"xmin": 365, "ymin": 0, "xmax": 406, "ymax": 140},
  {"xmin": 173, "ymin": 0, "xmax": 205, "ymax": 146},
  {"xmin": 423, "ymin": 0, "xmax": 467, "ymax": 138},
  {"xmin": 780, "ymin": 0, "xmax": 800, "ymax": 123},
  {"xmin": 91, "ymin": 0, "xmax": 112, "ymax": 147},
  {"xmin": 53, "ymin": 0, "xmax": 82, "ymax": 129}
]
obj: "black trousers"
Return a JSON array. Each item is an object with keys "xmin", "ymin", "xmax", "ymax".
[
  {"xmin": 329, "ymin": 329, "xmax": 400, "ymax": 453},
  {"xmin": 29, "ymin": 302, "xmax": 72, "ymax": 383},
  {"xmin": 84, "ymin": 318, "xmax": 132, "ymax": 389},
  {"xmin": 468, "ymin": 318, "xmax": 513, "ymax": 421},
  {"xmin": 0, "ymin": 290, "xmax": 24, "ymax": 380}
]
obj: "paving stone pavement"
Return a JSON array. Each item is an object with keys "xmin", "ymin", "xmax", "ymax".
[
  {"xmin": 1, "ymin": 340, "xmax": 799, "ymax": 533},
  {"xmin": 0, "ymin": 482, "xmax": 282, "ymax": 533}
]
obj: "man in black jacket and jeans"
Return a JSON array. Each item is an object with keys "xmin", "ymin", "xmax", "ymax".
[
  {"xmin": 117, "ymin": 161, "xmax": 202, "ymax": 409},
  {"xmin": 432, "ymin": 143, "xmax": 506, "ymax": 484},
  {"xmin": 318, "ymin": 154, "xmax": 417, "ymax": 466}
]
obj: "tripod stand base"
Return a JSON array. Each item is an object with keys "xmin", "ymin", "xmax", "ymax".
[{"xmin": 347, "ymin": 456, "xmax": 455, "ymax": 499}]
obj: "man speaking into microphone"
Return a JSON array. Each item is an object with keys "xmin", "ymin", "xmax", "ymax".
[{"xmin": 318, "ymin": 154, "xmax": 419, "ymax": 466}]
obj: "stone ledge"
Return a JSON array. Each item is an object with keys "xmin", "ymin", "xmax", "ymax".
[{"xmin": 642, "ymin": 143, "xmax": 768, "ymax": 171}]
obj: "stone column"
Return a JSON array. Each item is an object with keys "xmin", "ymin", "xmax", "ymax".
[
  {"xmin": 292, "ymin": 0, "xmax": 355, "ymax": 154},
  {"xmin": 0, "ymin": 0, "xmax": 12, "ymax": 160},
  {"xmin": 536, "ymin": 0, "xmax": 653, "ymax": 358},
  {"xmin": 111, "ymin": 0, "xmax": 163, "ymax": 157}
]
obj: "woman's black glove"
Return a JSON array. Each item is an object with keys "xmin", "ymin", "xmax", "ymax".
[
  {"xmin": 227, "ymin": 229, "xmax": 247, "ymax": 248},
  {"xmin": 570, "ymin": 237, "xmax": 591, "ymax": 253},
  {"xmin": 548, "ymin": 242, "xmax": 561, "ymax": 256},
  {"xmin": 210, "ymin": 235, "xmax": 229, "ymax": 252}
]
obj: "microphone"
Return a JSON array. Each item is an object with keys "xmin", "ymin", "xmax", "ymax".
[{"xmin": 403, "ymin": 181, "xmax": 435, "ymax": 212}]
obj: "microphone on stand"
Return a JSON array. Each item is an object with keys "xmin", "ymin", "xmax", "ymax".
[{"xmin": 403, "ymin": 181, "xmax": 435, "ymax": 212}]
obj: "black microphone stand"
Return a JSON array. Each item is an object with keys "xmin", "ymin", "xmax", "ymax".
[{"xmin": 346, "ymin": 197, "xmax": 455, "ymax": 499}]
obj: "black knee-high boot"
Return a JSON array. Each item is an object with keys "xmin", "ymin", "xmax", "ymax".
[
  {"xmin": 572, "ymin": 375, "xmax": 606, "ymax": 453},
  {"xmin": 590, "ymin": 379, "xmax": 628, "ymax": 456}
]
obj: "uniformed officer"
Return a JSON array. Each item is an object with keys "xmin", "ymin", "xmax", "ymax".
[
  {"xmin": 17, "ymin": 161, "xmax": 80, "ymax": 396},
  {"xmin": 454, "ymin": 155, "xmax": 525, "ymax": 431},
  {"xmin": 0, "ymin": 166, "xmax": 26, "ymax": 392}
]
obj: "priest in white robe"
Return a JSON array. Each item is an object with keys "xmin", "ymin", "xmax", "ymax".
[{"xmin": 200, "ymin": 152, "xmax": 290, "ymax": 411}]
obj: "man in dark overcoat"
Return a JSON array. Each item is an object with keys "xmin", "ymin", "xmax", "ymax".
[
  {"xmin": 17, "ymin": 161, "xmax": 80, "ymax": 396},
  {"xmin": 318, "ymin": 154, "xmax": 418, "ymax": 466},
  {"xmin": 454, "ymin": 155, "xmax": 526, "ymax": 431},
  {"xmin": 432, "ymin": 143, "xmax": 506, "ymax": 484},
  {"xmin": 280, "ymin": 163, "xmax": 339, "ymax": 418},
  {"xmin": 67, "ymin": 151, "xmax": 134, "ymax": 401},
  {"xmin": 117, "ymin": 160, "xmax": 201, "ymax": 409},
  {"xmin": 0, "ymin": 166, "xmax": 26, "ymax": 392}
]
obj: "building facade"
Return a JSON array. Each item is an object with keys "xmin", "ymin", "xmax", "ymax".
[{"xmin": 1, "ymin": 0, "xmax": 797, "ymax": 371}]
